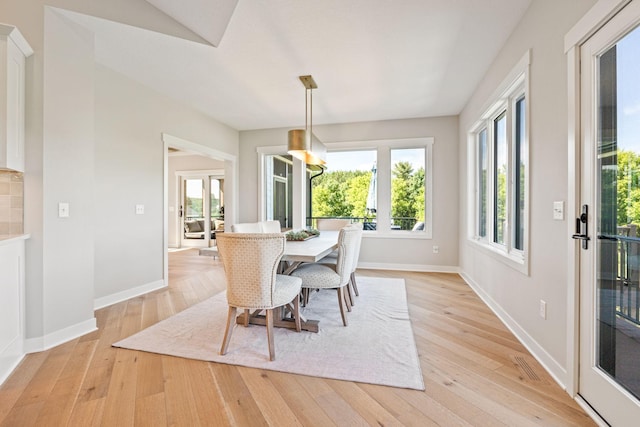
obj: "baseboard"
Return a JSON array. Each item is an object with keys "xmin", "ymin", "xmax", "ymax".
[
  {"xmin": 459, "ymin": 271, "xmax": 569, "ymax": 390},
  {"xmin": 0, "ymin": 336, "xmax": 24, "ymax": 386},
  {"xmin": 357, "ymin": 262, "xmax": 459, "ymax": 273},
  {"xmin": 24, "ymin": 317, "xmax": 97, "ymax": 354},
  {"xmin": 94, "ymin": 280, "xmax": 167, "ymax": 310}
]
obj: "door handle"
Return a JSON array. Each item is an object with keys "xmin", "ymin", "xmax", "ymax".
[{"xmin": 571, "ymin": 204, "xmax": 590, "ymax": 249}]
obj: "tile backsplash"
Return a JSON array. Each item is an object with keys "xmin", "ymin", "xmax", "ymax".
[{"xmin": 0, "ymin": 170, "xmax": 23, "ymax": 235}]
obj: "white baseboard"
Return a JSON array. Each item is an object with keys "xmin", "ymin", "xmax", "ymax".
[
  {"xmin": 357, "ymin": 262, "xmax": 459, "ymax": 273},
  {"xmin": 459, "ymin": 271, "xmax": 569, "ymax": 390},
  {"xmin": 0, "ymin": 336, "xmax": 24, "ymax": 386},
  {"xmin": 94, "ymin": 280, "xmax": 167, "ymax": 310},
  {"xmin": 24, "ymin": 317, "xmax": 97, "ymax": 354}
]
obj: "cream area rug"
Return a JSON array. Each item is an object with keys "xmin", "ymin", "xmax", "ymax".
[{"xmin": 113, "ymin": 277, "xmax": 425, "ymax": 390}]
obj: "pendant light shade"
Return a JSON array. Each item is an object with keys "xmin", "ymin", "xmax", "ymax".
[{"xmin": 287, "ymin": 75, "xmax": 326, "ymax": 166}]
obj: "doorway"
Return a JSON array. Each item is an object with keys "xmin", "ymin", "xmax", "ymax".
[{"xmin": 578, "ymin": 1, "xmax": 640, "ymax": 423}]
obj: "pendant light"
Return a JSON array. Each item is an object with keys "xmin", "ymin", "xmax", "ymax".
[{"xmin": 287, "ymin": 75, "xmax": 326, "ymax": 166}]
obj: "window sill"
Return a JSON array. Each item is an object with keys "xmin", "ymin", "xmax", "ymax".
[{"xmin": 467, "ymin": 238, "xmax": 529, "ymax": 275}]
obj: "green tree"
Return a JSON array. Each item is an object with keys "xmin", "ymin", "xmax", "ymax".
[{"xmin": 617, "ymin": 149, "xmax": 640, "ymax": 226}]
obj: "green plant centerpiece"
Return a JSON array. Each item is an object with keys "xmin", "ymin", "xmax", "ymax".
[{"xmin": 285, "ymin": 228, "xmax": 320, "ymax": 241}]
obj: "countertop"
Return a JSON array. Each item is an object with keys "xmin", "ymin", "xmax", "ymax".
[{"xmin": 0, "ymin": 234, "xmax": 30, "ymax": 246}]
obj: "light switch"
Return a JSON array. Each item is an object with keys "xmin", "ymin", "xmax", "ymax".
[
  {"xmin": 58, "ymin": 202, "xmax": 69, "ymax": 218},
  {"xmin": 553, "ymin": 201, "xmax": 564, "ymax": 220},
  {"xmin": 136, "ymin": 204, "xmax": 145, "ymax": 215}
]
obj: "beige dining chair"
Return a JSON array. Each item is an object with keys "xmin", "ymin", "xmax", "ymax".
[
  {"xmin": 231, "ymin": 222, "xmax": 262, "ymax": 232},
  {"xmin": 316, "ymin": 218, "xmax": 350, "ymax": 231},
  {"xmin": 291, "ymin": 226, "xmax": 361, "ymax": 326},
  {"xmin": 321, "ymin": 223, "xmax": 363, "ymax": 307},
  {"xmin": 216, "ymin": 233, "xmax": 302, "ymax": 361},
  {"xmin": 260, "ymin": 220, "xmax": 282, "ymax": 233}
]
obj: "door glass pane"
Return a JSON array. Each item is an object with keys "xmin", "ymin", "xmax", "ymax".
[
  {"xmin": 597, "ymin": 24, "xmax": 640, "ymax": 400},
  {"xmin": 494, "ymin": 112, "xmax": 507, "ymax": 245},
  {"xmin": 185, "ymin": 179, "xmax": 204, "ymax": 221},
  {"xmin": 184, "ymin": 178, "xmax": 204, "ymax": 240}
]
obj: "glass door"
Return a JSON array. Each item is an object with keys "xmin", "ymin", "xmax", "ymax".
[
  {"xmin": 181, "ymin": 177, "xmax": 211, "ymax": 248},
  {"xmin": 579, "ymin": 2, "xmax": 640, "ymax": 424}
]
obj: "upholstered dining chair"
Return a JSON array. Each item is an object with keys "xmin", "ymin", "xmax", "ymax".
[
  {"xmin": 260, "ymin": 220, "xmax": 282, "ymax": 233},
  {"xmin": 291, "ymin": 226, "xmax": 362, "ymax": 326},
  {"xmin": 230, "ymin": 222, "xmax": 262, "ymax": 232},
  {"xmin": 316, "ymin": 218, "xmax": 350, "ymax": 231},
  {"xmin": 321, "ymin": 223, "xmax": 364, "ymax": 307},
  {"xmin": 216, "ymin": 233, "xmax": 302, "ymax": 361}
]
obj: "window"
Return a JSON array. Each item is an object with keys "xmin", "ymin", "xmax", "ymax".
[
  {"xmin": 391, "ymin": 148, "xmax": 425, "ymax": 231},
  {"xmin": 310, "ymin": 138, "xmax": 433, "ymax": 236},
  {"xmin": 478, "ymin": 129, "xmax": 488, "ymax": 238},
  {"xmin": 258, "ymin": 138, "xmax": 432, "ymax": 237},
  {"xmin": 469, "ymin": 51, "xmax": 529, "ymax": 271},
  {"xmin": 310, "ymin": 150, "xmax": 377, "ymax": 229}
]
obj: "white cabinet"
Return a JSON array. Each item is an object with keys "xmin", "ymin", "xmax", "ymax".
[
  {"xmin": 0, "ymin": 237, "xmax": 26, "ymax": 384},
  {"xmin": 0, "ymin": 25, "xmax": 32, "ymax": 172}
]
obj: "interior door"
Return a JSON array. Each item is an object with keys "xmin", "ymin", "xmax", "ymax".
[{"xmin": 579, "ymin": 1, "xmax": 640, "ymax": 424}]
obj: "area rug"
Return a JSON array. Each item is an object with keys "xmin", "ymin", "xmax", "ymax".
[{"xmin": 113, "ymin": 277, "xmax": 425, "ymax": 390}]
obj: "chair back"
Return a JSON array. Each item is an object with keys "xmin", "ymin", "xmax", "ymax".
[
  {"xmin": 316, "ymin": 218, "xmax": 350, "ymax": 231},
  {"xmin": 231, "ymin": 222, "xmax": 262, "ymax": 233},
  {"xmin": 335, "ymin": 226, "xmax": 362, "ymax": 285},
  {"xmin": 260, "ymin": 220, "xmax": 282, "ymax": 233},
  {"xmin": 216, "ymin": 233, "xmax": 285, "ymax": 308},
  {"xmin": 347, "ymin": 222, "xmax": 363, "ymax": 273}
]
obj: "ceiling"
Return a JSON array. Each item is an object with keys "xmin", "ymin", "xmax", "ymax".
[{"xmin": 60, "ymin": 0, "xmax": 532, "ymax": 131}]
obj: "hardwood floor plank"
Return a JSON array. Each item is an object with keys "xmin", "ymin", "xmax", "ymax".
[
  {"xmin": 238, "ymin": 368, "xmax": 303, "ymax": 426},
  {"xmin": 99, "ymin": 348, "xmax": 138, "ymax": 426},
  {"xmin": 134, "ymin": 392, "xmax": 167, "ymax": 427},
  {"xmin": 0, "ymin": 249, "xmax": 596, "ymax": 426},
  {"xmin": 32, "ymin": 340, "xmax": 98, "ymax": 426},
  {"xmin": 208, "ymin": 363, "xmax": 268, "ymax": 426},
  {"xmin": 266, "ymin": 371, "xmax": 338, "ymax": 427}
]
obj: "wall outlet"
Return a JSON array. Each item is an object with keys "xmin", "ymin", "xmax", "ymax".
[
  {"xmin": 432, "ymin": 245, "xmax": 439, "ymax": 254},
  {"xmin": 539, "ymin": 300, "xmax": 547, "ymax": 319},
  {"xmin": 136, "ymin": 204, "xmax": 145, "ymax": 215}
]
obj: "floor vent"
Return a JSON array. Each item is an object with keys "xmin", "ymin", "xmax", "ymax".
[{"xmin": 513, "ymin": 355, "xmax": 542, "ymax": 382}]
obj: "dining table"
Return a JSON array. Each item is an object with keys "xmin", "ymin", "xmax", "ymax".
[{"xmin": 236, "ymin": 230, "xmax": 340, "ymax": 333}]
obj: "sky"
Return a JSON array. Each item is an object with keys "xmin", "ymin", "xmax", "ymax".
[
  {"xmin": 326, "ymin": 148, "xmax": 425, "ymax": 172},
  {"xmin": 617, "ymin": 24, "xmax": 640, "ymax": 152}
]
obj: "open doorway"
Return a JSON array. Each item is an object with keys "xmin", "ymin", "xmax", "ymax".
[{"xmin": 162, "ymin": 133, "xmax": 237, "ymax": 284}]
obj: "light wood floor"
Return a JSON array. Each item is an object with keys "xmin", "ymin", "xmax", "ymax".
[{"xmin": 0, "ymin": 249, "xmax": 595, "ymax": 426}]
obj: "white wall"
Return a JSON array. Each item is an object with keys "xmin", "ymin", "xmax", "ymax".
[
  {"xmin": 93, "ymin": 66, "xmax": 237, "ymax": 304},
  {"xmin": 0, "ymin": 0, "xmax": 239, "ymax": 350},
  {"xmin": 458, "ymin": 0, "xmax": 597, "ymax": 386},
  {"xmin": 239, "ymin": 116, "xmax": 459, "ymax": 270}
]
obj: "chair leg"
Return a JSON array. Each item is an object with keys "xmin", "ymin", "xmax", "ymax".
[
  {"xmin": 243, "ymin": 309, "xmax": 250, "ymax": 327},
  {"xmin": 293, "ymin": 295, "xmax": 301, "ymax": 332},
  {"xmin": 220, "ymin": 306, "xmax": 237, "ymax": 355},
  {"xmin": 266, "ymin": 308, "xmax": 275, "ymax": 361},
  {"xmin": 346, "ymin": 280, "xmax": 354, "ymax": 309},
  {"xmin": 337, "ymin": 286, "xmax": 348, "ymax": 326},
  {"xmin": 351, "ymin": 272, "xmax": 359, "ymax": 296}
]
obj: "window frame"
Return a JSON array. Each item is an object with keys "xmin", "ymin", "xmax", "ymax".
[
  {"xmin": 468, "ymin": 50, "xmax": 530, "ymax": 274},
  {"xmin": 322, "ymin": 137, "xmax": 434, "ymax": 239}
]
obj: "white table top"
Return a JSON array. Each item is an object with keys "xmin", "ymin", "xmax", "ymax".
[{"xmin": 282, "ymin": 231, "xmax": 339, "ymax": 263}]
